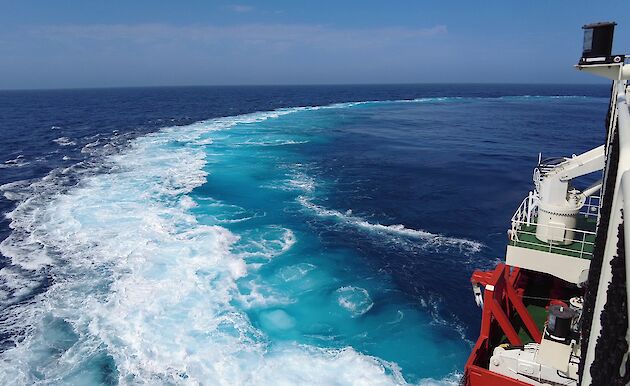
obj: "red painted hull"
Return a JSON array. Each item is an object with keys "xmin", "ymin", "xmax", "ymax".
[{"xmin": 466, "ymin": 364, "xmax": 532, "ymax": 386}]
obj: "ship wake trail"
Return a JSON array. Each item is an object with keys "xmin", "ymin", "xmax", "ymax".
[
  {"xmin": 0, "ymin": 112, "xmax": 414, "ymax": 385},
  {"xmin": 0, "ymin": 96, "xmax": 510, "ymax": 384},
  {"xmin": 297, "ymin": 196, "xmax": 483, "ymax": 254}
]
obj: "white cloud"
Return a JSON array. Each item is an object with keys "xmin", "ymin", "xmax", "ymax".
[
  {"xmin": 0, "ymin": 22, "xmax": 450, "ymax": 88},
  {"xmin": 227, "ymin": 4, "xmax": 255, "ymax": 13},
  {"xmin": 26, "ymin": 23, "xmax": 447, "ymax": 48}
]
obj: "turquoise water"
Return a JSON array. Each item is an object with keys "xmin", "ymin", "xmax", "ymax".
[
  {"xmin": 188, "ymin": 104, "xmax": 477, "ymax": 381},
  {"xmin": 0, "ymin": 87, "xmax": 608, "ymax": 384}
]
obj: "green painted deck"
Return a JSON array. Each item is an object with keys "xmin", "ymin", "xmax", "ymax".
[
  {"xmin": 495, "ymin": 268, "xmax": 585, "ymax": 346},
  {"xmin": 509, "ymin": 215, "xmax": 597, "ymax": 259},
  {"xmin": 498, "ymin": 276, "xmax": 562, "ymax": 345},
  {"xmin": 497, "ymin": 297, "xmax": 552, "ymax": 345}
]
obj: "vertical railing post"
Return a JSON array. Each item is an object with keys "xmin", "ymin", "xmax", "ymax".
[{"xmin": 526, "ymin": 192, "xmax": 532, "ymax": 225}]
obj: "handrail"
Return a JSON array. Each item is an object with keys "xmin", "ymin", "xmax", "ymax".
[
  {"xmin": 580, "ymin": 195, "xmax": 602, "ymax": 218},
  {"xmin": 509, "ymin": 192, "xmax": 598, "ymax": 259},
  {"xmin": 509, "ymin": 224, "xmax": 596, "ymax": 259},
  {"xmin": 510, "ymin": 191, "xmax": 539, "ymax": 229}
]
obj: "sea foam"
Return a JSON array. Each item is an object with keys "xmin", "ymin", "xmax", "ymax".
[
  {"xmin": 0, "ymin": 110, "xmax": 418, "ymax": 385},
  {"xmin": 296, "ymin": 196, "xmax": 483, "ymax": 254}
]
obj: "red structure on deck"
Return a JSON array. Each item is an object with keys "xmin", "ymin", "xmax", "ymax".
[{"xmin": 463, "ymin": 264, "xmax": 543, "ymax": 386}]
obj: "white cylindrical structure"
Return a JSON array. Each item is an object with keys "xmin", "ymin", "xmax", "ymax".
[
  {"xmin": 536, "ymin": 203, "xmax": 579, "ymax": 245},
  {"xmin": 535, "ymin": 172, "xmax": 581, "ymax": 245}
]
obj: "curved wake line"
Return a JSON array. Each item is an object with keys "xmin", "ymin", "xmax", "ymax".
[
  {"xmin": 294, "ymin": 94, "xmax": 605, "ymax": 111},
  {"xmin": 0, "ymin": 108, "xmax": 424, "ymax": 385},
  {"xmin": 179, "ymin": 93, "xmax": 601, "ymax": 129},
  {"xmin": 297, "ymin": 196, "xmax": 483, "ymax": 254},
  {"xmin": 1, "ymin": 92, "xmax": 573, "ymax": 385}
]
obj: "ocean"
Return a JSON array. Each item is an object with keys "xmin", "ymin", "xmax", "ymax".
[{"xmin": 0, "ymin": 84, "xmax": 609, "ymax": 385}]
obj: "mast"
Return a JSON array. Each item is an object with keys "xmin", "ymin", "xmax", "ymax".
[
  {"xmin": 462, "ymin": 22, "xmax": 629, "ymax": 386},
  {"xmin": 576, "ymin": 21, "xmax": 630, "ymax": 385}
]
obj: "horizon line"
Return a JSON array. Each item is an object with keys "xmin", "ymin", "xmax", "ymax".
[{"xmin": 0, "ymin": 81, "xmax": 610, "ymax": 92}]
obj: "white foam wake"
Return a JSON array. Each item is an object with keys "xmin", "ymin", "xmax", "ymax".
[
  {"xmin": 236, "ymin": 139, "xmax": 310, "ymax": 147},
  {"xmin": 336, "ymin": 286, "xmax": 374, "ymax": 318},
  {"xmin": 0, "ymin": 155, "xmax": 29, "ymax": 169},
  {"xmin": 0, "ymin": 112, "xmax": 414, "ymax": 385},
  {"xmin": 52, "ymin": 136, "xmax": 76, "ymax": 146},
  {"xmin": 297, "ymin": 196, "xmax": 482, "ymax": 254}
]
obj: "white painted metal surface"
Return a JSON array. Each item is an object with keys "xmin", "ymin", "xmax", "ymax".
[
  {"xmin": 489, "ymin": 344, "xmax": 578, "ymax": 385},
  {"xmin": 508, "ymin": 193, "xmax": 599, "ymax": 261},
  {"xmin": 505, "ymin": 245, "xmax": 591, "ymax": 284},
  {"xmin": 581, "ymin": 80, "xmax": 630, "ymax": 385},
  {"xmin": 575, "ymin": 63, "xmax": 630, "ymax": 81},
  {"xmin": 534, "ymin": 146, "xmax": 605, "ymax": 244}
]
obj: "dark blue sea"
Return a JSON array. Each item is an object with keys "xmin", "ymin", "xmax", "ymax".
[{"xmin": 0, "ymin": 84, "xmax": 609, "ymax": 384}]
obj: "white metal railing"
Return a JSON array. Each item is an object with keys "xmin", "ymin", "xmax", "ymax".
[
  {"xmin": 509, "ymin": 220, "xmax": 596, "ymax": 259},
  {"xmin": 508, "ymin": 192, "xmax": 597, "ymax": 259},
  {"xmin": 510, "ymin": 190, "xmax": 539, "ymax": 228},
  {"xmin": 580, "ymin": 195, "xmax": 601, "ymax": 219}
]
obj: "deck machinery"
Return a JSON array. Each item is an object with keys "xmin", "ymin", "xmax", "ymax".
[{"xmin": 463, "ymin": 22, "xmax": 630, "ymax": 386}]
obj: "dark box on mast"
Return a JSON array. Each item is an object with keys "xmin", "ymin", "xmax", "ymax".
[{"xmin": 580, "ymin": 22, "xmax": 623, "ymax": 65}]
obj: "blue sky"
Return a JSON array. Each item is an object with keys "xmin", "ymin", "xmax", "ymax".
[{"xmin": 1, "ymin": 1, "xmax": 628, "ymax": 89}]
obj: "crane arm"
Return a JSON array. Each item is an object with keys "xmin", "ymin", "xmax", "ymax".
[{"xmin": 556, "ymin": 145, "xmax": 605, "ymax": 181}]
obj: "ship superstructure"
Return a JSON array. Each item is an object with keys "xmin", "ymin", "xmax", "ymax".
[{"xmin": 463, "ymin": 22, "xmax": 630, "ymax": 386}]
